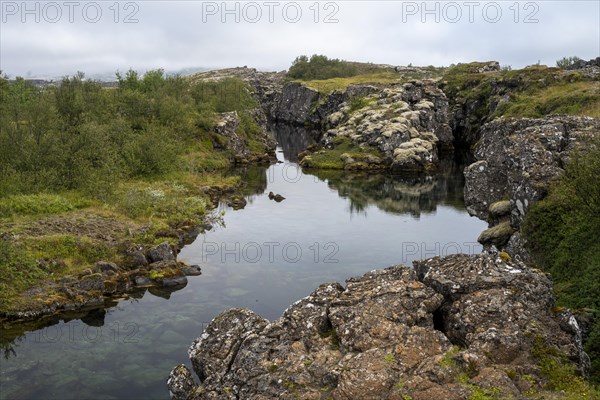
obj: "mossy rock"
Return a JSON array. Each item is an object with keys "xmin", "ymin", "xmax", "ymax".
[
  {"xmin": 477, "ymin": 221, "xmax": 515, "ymax": 247},
  {"xmin": 489, "ymin": 200, "xmax": 511, "ymax": 219}
]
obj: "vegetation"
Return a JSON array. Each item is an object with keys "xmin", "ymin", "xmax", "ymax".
[
  {"xmin": 299, "ymin": 71, "xmax": 401, "ymax": 94},
  {"xmin": 300, "ymin": 137, "xmax": 384, "ymax": 169},
  {"xmin": 556, "ymin": 56, "xmax": 583, "ymax": 69},
  {"xmin": 441, "ymin": 62, "xmax": 600, "ymax": 139},
  {"xmin": 523, "ymin": 138, "xmax": 600, "ymax": 384},
  {"xmin": 0, "ymin": 70, "xmax": 263, "ymax": 196},
  {"xmin": 0, "ymin": 70, "xmax": 269, "ymax": 310},
  {"xmin": 287, "ymin": 54, "xmax": 361, "ymax": 80}
]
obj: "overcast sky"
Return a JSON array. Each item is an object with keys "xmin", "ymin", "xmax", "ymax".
[{"xmin": 1, "ymin": 0, "xmax": 599, "ymax": 79}]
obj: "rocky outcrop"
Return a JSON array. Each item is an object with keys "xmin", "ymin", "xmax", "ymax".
[
  {"xmin": 270, "ymin": 82, "xmax": 322, "ymax": 125},
  {"xmin": 190, "ymin": 66, "xmax": 286, "ymax": 123},
  {"xmin": 213, "ymin": 111, "xmax": 276, "ymax": 163},
  {"xmin": 320, "ymin": 80, "xmax": 453, "ymax": 172},
  {"xmin": 561, "ymin": 56, "xmax": 600, "ymax": 79},
  {"xmin": 168, "ymin": 253, "xmax": 589, "ymax": 400},
  {"xmin": 464, "ymin": 116, "xmax": 600, "ymax": 258}
]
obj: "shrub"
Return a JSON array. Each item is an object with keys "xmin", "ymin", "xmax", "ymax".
[{"xmin": 288, "ymin": 55, "xmax": 359, "ymax": 80}]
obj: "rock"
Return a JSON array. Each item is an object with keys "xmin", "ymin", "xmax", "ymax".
[
  {"xmin": 146, "ymin": 242, "xmax": 175, "ymax": 263},
  {"xmin": 268, "ymin": 192, "xmax": 285, "ymax": 202},
  {"xmin": 477, "ymin": 220, "xmax": 515, "ymax": 247},
  {"xmin": 134, "ymin": 276, "xmax": 152, "ymax": 287},
  {"xmin": 181, "ymin": 265, "xmax": 202, "ymax": 276},
  {"xmin": 464, "ymin": 116, "xmax": 600, "ymax": 255},
  {"xmin": 123, "ymin": 248, "xmax": 148, "ymax": 269},
  {"xmin": 168, "ymin": 364, "xmax": 198, "ymax": 400},
  {"xmin": 171, "ymin": 254, "xmax": 588, "ymax": 399},
  {"xmin": 271, "ymin": 82, "xmax": 321, "ymax": 125},
  {"xmin": 488, "ymin": 200, "xmax": 511, "ymax": 219},
  {"xmin": 161, "ymin": 276, "xmax": 188, "ymax": 287},
  {"xmin": 75, "ymin": 273, "xmax": 105, "ymax": 292},
  {"xmin": 226, "ymin": 196, "xmax": 247, "ymax": 210},
  {"xmin": 464, "ymin": 116, "xmax": 600, "ymax": 223},
  {"xmin": 94, "ymin": 261, "xmax": 119, "ymax": 275}
]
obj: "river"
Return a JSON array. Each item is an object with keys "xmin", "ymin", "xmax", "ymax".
[{"xmin": 0, "ymin": 132, "xmax": 487, "ymax": 399}]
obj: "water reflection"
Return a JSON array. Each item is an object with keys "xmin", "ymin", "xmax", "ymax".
[
  {"xmin": 309, "ymin": 166, "xmax": 466, "ymax": 218},
  {"xmin": 272, "ymin": 123, "xmax": 319, "ymax": 162},
  {"xmin": 0, "ymin": 129, "xmax": 486, "ymax": 400}
]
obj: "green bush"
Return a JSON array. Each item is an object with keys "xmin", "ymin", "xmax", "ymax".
[
  {"xmin": 288, "ymin": 55, "xmax": 359, "ymax": 80},
  {"xmin": 0, "ymin": 71, "xmax": 263, "ymax": 198},
  {"xmin": 556, "ymin": 56, "xmax": 583, "ymax": 69}
]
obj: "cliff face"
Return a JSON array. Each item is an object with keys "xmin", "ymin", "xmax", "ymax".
[
  {"xmin": 463, "ymin": 116, "xmax": 600, "ymax": 258},
  {"xmin": 169, "ymin": 254, "xmax": 588, "ymax": 400}
]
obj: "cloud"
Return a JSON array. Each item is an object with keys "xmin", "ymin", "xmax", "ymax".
[{"xmin": 0, "ymin": 0, "xmax": 598, "ymax": 78}]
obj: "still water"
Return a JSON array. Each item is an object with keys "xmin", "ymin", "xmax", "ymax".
[{"xmin": 0, "ymin": 140, "xmax": 487, "ymax": 399}]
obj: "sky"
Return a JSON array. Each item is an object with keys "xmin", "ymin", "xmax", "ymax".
[{"xmin": 0, "ymin": 0, "xmax": 599, "ymax": 79}]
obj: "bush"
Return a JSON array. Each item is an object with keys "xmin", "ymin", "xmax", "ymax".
[
  {"xmin": 0, "ymin": 71, "xmax": 263, "ymax": 198},
  {"xmin": 556, "ymin": 56, "xmax": 583, "ymax": 69},
  {"xmin": 288, "ymin": 55, "xmax": 359, "ymax": 80}
]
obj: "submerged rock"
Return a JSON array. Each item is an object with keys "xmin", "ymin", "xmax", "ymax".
[{"xmin": 169, "ymin": 254, "xmax": 588, "ymax": 400}]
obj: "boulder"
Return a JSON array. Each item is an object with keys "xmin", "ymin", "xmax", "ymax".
[
  {"xmin": 170, "ymin": 254, "xmax": 589, "ymax": 400},
  {"xmin": 146, "ymin": 242, "xmax": 175, "ymax": 263}
]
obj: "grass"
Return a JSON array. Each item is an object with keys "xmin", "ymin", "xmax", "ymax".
[
  {"xmin": 494, "ymin": 80, "xmax": 600, "ymax": 118},
  {"xmin": 300, "ymin": 137, "xmax": 384, "ymax": 169},
  {"xmin": 0, "ymin": 172, "xmax": 240, "ymax": 311},
  {"xmin": 442, "ymin": 63, "xmax": 599, "ymax": 123},
  {"xmin": 297, "ymin": 72, "xmax": 402, "ymax": 94},
  {"xmin": 0, "ymin": 193, "xmax": 94, "ymax": 219}
]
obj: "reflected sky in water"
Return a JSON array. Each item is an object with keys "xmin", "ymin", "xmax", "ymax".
[{"xmin": 1, "ymin": 143, "xmax": 487, "ymax": 400}]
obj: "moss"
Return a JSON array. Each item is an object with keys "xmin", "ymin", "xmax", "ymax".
[
  {"xmin": 300, "ymin": 137, "xmax": 385, "ymax": 170},
  {"xmin": 148, "ymin": 270, "xmax": 165, "ymax": 281},
  {"xmin": 348, "ymin": 96, "xmax": 375, "ymax": 113},
  {"xmin": 530, "ymin": 334, "xmax": 600, "ymax": 397},
  {"xmin": 477, "ymin": 221, "xmax": 515, "ymax": 245},
  {"xmin": 499, "ymin": 252, "xmax": 512, "ymax": 263},
  {"xmin": 0, "ymin": 193, "xmax": 93, "ymax": 219},
  {"xmin": 319, "ymin": 327, "xmax": 341, "ymax": 350},
  {"xmin": 489, "ymin": 200, "xmax": 511, "ymax": 218},
  {"xmin": 467, "ymin": 385, "xmax": 501, "ymax": 400},
  {"xmin": 439, "ymin": 345, "xmax": 461, "ymax": 368}
]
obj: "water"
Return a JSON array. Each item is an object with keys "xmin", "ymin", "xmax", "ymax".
[{"xmin": 0, "ymin": 138, "xmax": 487, "ymax": 399}]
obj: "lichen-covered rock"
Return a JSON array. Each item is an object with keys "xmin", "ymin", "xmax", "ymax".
[
  {"xmin": 319, "ymin": 80, "xmax": 453, "ymax": 172},
  {"xmin": 167, "ymin": 364, "xmax": 198, "ymax": 400},
  {"xmin": 171, "ymin": 254, "xmax": 589, "ymax": 400},
  {"xmin": 464, "ymin": 116, "xmax": 600, "ymax": 222},
  {"xmin": 146, "ymin": 242, "xmax": 175, "ymax": 263},
  {"xmin": 464, "ymin": 116, "xmax": 600, "ymax": 257}
]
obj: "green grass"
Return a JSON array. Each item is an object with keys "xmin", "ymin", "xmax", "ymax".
[
  {"xmin": 0, "ymin": 193, "xmax": 94, "ymax": 218},
  {"xmin": 441, "ymin": 63, "xmax": 599, "ymax": 135},
  {"xmin": 529, "ymin": 335, "xmax": 600, "ymax": 398},
  {"xmin": 495, "ymin": 81, "xmax": 600, "ymax": 118},
  {"xmin": 298, "ymin": 72, "xmax": 402, "ymax": 94}
]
